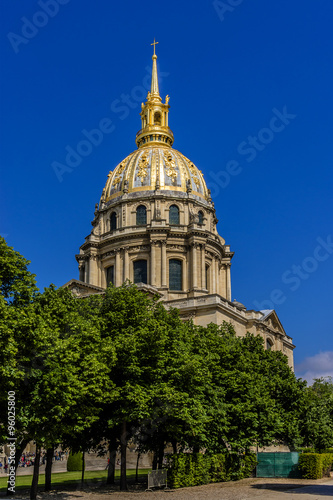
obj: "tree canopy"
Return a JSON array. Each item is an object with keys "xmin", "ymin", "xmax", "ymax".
[{"xmin": 1, "ymin": 238, "xmax": 332, "ymax": 496}]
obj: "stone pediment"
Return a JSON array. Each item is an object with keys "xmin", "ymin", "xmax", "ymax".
[
  {"xmin": 62, "ymin": 279, "xmax": 105, "ymax": 298},
  {"xmin": 260, "ymin": 309, "xmax": 286, "ymax": 336}
]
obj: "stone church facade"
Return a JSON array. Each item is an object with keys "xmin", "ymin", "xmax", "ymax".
[{"xmin": 64, "ymin": 44, "xmax": 295, "ymax": 369}]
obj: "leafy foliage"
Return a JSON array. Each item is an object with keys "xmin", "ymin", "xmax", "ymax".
[
  {"xmin": 67, "ymin": 452, "xmax": 85, "ymax": 471},
  {"xmin": 298, "ymin": 453, "xmax": 333, "ymax": 479},
  {"xmin": 167, "ymin": 452, "xmax": 257, "ymax": 488},
  {"xmin": 300, "ymin": 377, "xmax": 333, "ymax": 451},
  {"xmin": 0, "ymin": 236, "xmax": 38, "ymax": 306},
  {"xmin": 2, "ymin": 240, "xmax": 333, "ymax": 494}
]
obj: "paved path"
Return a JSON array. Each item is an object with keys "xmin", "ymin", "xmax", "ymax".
[{"xmin": 4, "ymin": 477, "xmax": 333, "ymax": 500}]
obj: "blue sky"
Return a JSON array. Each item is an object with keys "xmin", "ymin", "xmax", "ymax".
[{"xmin": 1, "ymin": 0, "xmax": 332, "ymax": 382}]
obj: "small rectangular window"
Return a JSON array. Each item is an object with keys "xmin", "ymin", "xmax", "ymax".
[
  {"xmin": 106, "ymin": 266, "xmax": 114, "ymax": 286},
  {"xmin": 134, "ymin": 260, "xmax": 147, "ymax": 284}
]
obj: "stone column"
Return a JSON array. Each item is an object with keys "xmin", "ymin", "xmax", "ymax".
[
  {"xmin": 89, "ymin": 254, "xmax": 98, "ymax": 286},
  {"xmin": 191, "ymin": 243, "xmax": 198, "ymax": 289},
  {"xmin": 123, "ymin": 247, "xmax": 129, "ymax": 282},
  {"xmin": 161, "ymin": 241, "xmax": 167, "ymax": 287},
  {"xmin": 215, "ymin": 258, "xmax": 220, "ymax": 295},
  {"xmin": 212, "ymin": 257, "xmax": 216, "ymax": 294},
  {"xmin": 84, "ymin": 259, "xmax": 89, "ymax": 283},
  {"xmin": 201, "ymin": 244, "xmax": 206, "ymax": 289},
  {"xmin": 115, "ymin": 250, "xmax": 121, "ymax": 287},
  {"xmin": 226, "ymin": 264, "xmax": 232, "ymax": 301},
  {"xmin": 150, "ymin": 242, "xmax": 156, "ymax": 286}
]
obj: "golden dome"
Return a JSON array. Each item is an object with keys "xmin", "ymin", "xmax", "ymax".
[
  {"xmin": 103, "ymin": 146, "xmax": 209, "ymax": 203},
  {"xmin": 101, "ymin": 42, "xmax": 210, "ymax": 205}
]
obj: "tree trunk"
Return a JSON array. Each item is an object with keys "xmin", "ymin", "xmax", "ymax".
[
  {"xmin": 81, "ymin": 452, "xmax": 85, "ymax": 485},
  {"xmin": 158, "ymin": 441, "xmax": 164, "ymax": 469},
  {"xmin": 30, "ymin": 446, "xmax": 41, "ymax": 500},
  {"xmin": 193, "ymin": 445, "xmax": 199, "ymax": 454},
  {"xmin": 120, "ymin": 421, "xmax": 127, "ymax": 491},
  {"xmin": 44, "ymin": 447, "xmax": 54, "ymax": 491},
  {"xmin": 107, "ymin": 436, "xmax": 117, "ymax": 485},
  {"xmin": 135, "ymin": 452, "xmax": 140, "ymax": 482},
  {"xmin": 152, "ymin": 451, "xmax": 158, "ymax": 471},
  {"xmin": 172, "ymin": 440, "xmax": 177, "ymax": 454},
  {"xmin": 6, "ymin": 438, "xmax": 30, "ymax": 496}
]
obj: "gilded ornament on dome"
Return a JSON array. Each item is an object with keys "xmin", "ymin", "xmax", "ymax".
[
  {"xmin": 113, "ymin": 162, "xmax": 126, "ymax": 185},
  {"xmin": 188, "ymin": 161, "xmax": 200, "ymax": 189},
  {"xmin": 188, "ymin": 162, "xmax": 196, "ymax": 174},
  {"xmin": 164, "ymin": 152, "xmax": 178, "ymax": 180},
  {"xmin": 192, "ymin": 176, "xmax": 200, "ymax": 188},
  {"xmin": 137, "ymin": 152, "xmax": 149, "ymax": 183}
]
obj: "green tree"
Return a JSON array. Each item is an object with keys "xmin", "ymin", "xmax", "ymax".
[
  {"xmin": 187, "ymin": 323, "xmax": 305, "ymax": 454},
  {"xmin": 26, "ymin": 286, "xmax": 115, "ymax": 498},
  {"xmin": 0, "ymin": 236, "xmax": 38, "ymax": 306},
  {"xmin": 301, "ymin": 377, "xmax": 333, "ymax": 450},
  {"xmin": 0, "ymin": 239, "xmax": 39, "ymax": 495},
  {"xmin": 0, "ymin": 275, "xmax": 115, "ymax": 498},
  {"xmin": 99, "ymin": 283, "xmax": 209, "ymax": 489}
]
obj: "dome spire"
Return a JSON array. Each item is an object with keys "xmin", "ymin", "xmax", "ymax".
[
  {"xmin": 136, "ymin": 42, "xmax": 174, "ymax": 148},
  {"xmin": 151, "ymin": 39, "xmax": 159, "ymax": 95}
]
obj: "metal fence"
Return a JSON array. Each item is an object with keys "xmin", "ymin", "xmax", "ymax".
[
  {"xmin": 256, "ymin": 452, "xmax": 301, "ymax": 478},
  {"xmin": 147, "ymin": 469, "xmax": 168, "ymax": 490}
]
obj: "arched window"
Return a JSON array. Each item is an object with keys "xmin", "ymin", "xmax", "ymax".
[
  {"xmin": 154, "ymin": 111, "xmax": 161, "ymax": 125},
  {"xmin": 136, "ymin": 205, "xmax": 147, "ymax": 225},
  {"xmin": 110, "ymin": 212, "xmax": 117, "ymax": 231},
  {"xmin": 169, "ymin": 259, "xmax": 182, "ymax": 291},
  {"xmin": 266, "ymin": 339, "xmax": 273, "ymax": 351},
  {"xmin": 169, "ymin": 205, "xmax": 180, "ymax": 225},
  {"xmin": 106, "ymin": 266, "xmax": 114, "ymax": 287},
  {"xmin": 133, "ymin": 260, "xmax": 147, "ymax": 284},
  {"xmin": 198, "ymin": 211, "xmax": 204, "ymax": 224}
]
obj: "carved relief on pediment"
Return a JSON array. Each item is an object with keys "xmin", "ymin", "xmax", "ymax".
[
  {"xmin": 262, "ymin": 312, "xmax": 285, "ymax": 336},
  {"xmin": 70, "ymin": 286, "xmax": 86, "ymax": 297}
]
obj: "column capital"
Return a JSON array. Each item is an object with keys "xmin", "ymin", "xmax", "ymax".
[{"xmin": 191, "ymin": 242, "xmax": 200, "ymax": 249}]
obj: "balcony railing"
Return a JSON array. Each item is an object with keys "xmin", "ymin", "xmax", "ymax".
[{"xmin": 136, "ymin": 125, "xmax": 174, "ymax": 140}]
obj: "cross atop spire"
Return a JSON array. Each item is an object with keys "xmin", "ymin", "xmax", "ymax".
[
  {"xmin": 150, "ymin": 38, "xmax": 160, "ymax": 96},
  {"xmin": 151, "ymin": 38, "xmax": 159, "ymax": 56}
]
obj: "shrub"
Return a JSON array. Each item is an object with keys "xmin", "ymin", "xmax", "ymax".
[
  {"xmin": 297, "ymin": 447, "xmax": 316, "ymax": 454},
  {"xmin": 192, "ymin": 453, "xmax": 210, "ymax": 486},
  {"xmin": 320, "ymin": 448, "xmax": 333, "ymax": 454},
  {"xmin": 167, "ymin": 452, "xmax": 257, "ymax": 488},
  {"xmin": 209, "ymin": 453, "xmax": 226, "ymax": 483},
  {"xmin": 322, "ymin": 454, "xmax": 333, "ymax": 477},
  {"xmin": 240, "ymin": 453, "xmax": 258, "ymax": 479},
  {"xmin": 298, "ymin": 453, "xmax": 333, "ymax": 479},
  {"xmin": 67, "ymin": 452, "xmax": 84, "ymax": 471}
]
